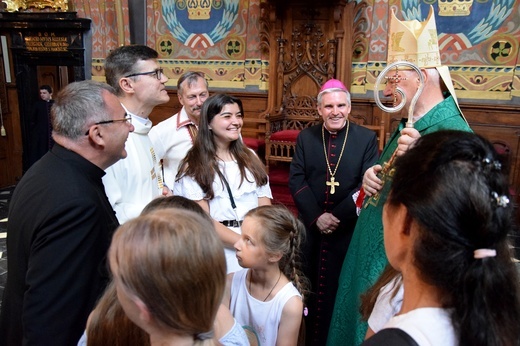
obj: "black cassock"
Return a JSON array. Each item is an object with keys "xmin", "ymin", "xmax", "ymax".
[
  {"xmin": 289, "ymin": 122, "xmax": 378, "ymax": 345},
  {"xmin": 27, "ymin": 99, "xmax": 54, "ymax": 168}
]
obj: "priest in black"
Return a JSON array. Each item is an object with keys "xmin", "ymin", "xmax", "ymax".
[
  {"xmin": 289, "ymin": 79, "xmax": 379, "ymax": 345},
  {"xmin": 27, "ymin": 85, "xmax": 54, "ymax": 169},
  {"xmin": 0, "ymin": 80, "xmax": 134, "ymax": 346}
]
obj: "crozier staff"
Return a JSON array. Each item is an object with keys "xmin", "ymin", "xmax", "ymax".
[{"xmin": 329, "ymin": 7, "xmax": 472, "ymax": 345}]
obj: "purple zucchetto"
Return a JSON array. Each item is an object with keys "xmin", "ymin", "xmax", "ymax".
[{"xmin": 319, "ymin": 79, "xmax": 348, "ymax": 93}]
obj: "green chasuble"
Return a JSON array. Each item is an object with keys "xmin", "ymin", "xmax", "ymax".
[{"xmin": 327, "ymin": 96, "xmax": 472, "ymax": 346}]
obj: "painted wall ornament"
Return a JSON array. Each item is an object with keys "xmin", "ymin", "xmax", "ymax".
[
  {"xmin": 438, "ymin": 0, "xmax": 474, "ymax": 16},
  {"xmin": 187, "ymin": 0, "xmax": 213, "ymax": 20},
  {"xmin": 1, "ymin": 0, "xmax": 68, "ymax": 11},
  {"xmin": 162, "ymin": 0, "xmax": 239, "ymax": 48},
  {"xmin": 401, "ymin": 0, "xmax": 514, "ymax": 49}
]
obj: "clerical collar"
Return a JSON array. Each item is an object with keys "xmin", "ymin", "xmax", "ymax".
[
  {"xmin": 324, "ymin": 121, "xmax": 347, "ymax": 135},
  {"xmin": 121, "ymin": 104, "xmax": 148, "ymax": 125},
  {"xmin": 130, "ymin": 114, "xmax": 148, "ymax": 125}
]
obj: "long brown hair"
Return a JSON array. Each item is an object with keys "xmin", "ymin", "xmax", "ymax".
[
  {"xmin": 176, "ymin": 93, "xmax": 268, "ymax": 199},
  {"xmin": 109, "ymin": 209, "xmax": 226, "ymax": 345},
  {"xmin": 86, "ymin": 282, "xmax": 150, "ymax": 346}
]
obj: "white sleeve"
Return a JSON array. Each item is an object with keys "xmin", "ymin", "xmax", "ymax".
[
  {"xmin": 367, "ymin": 275, "xmax": 404, "ymax": 333},
  {"xmin": 173, "ymin": 176, "xmax": 205, "ymax": 201},
  {"xmin": 256, "ymin": 179, "xmax": 273, "ymax": 199},
  {"xmin": 102, "ymin": 163, "xmax": 142, "ymax": 223}
]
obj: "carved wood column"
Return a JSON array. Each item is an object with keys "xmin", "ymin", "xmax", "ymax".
[{"xmin": 260, "ymin": 0, "xmax": 353, "ymax": 118}]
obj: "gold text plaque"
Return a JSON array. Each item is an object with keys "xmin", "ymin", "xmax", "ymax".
[{"xmin": 24, "ymin": 32, "xmax": 69, "ymax": 52}]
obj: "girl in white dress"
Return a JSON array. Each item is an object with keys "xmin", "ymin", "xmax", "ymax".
[
  {"xmin": 224, "ymin": 205, "xmax": 310, "ymax": 346},
  {"xmin": 175, "ymin": 93, "xmax": 272, "ymax": 274}
]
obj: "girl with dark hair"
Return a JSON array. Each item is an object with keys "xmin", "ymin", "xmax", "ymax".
[
  {"xmin": 175, "ymin": 93, "xmax": 272, "ymax": 273},
  {"xmin": 364, "ymin": 130, "xmax": 520, "ymax": 345},
  {"xmin": 225, "ymin": 204, "xmax": 310, "ymax": 346}
]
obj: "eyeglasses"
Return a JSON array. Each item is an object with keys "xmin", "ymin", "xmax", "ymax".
[
  {"xmin": 85, "ymin": 113, "xmax": 131, "ymax": 135},
  {"xmin": 124, "ymin": 68, "xmax": 164, "ymax": 80}
]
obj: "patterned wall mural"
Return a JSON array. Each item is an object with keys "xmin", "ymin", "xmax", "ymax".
[
  {"xmin": 148, "ymin": 0, "xmax": 267, "ymax": 90},
  {"xmin": 73, "ymin": 0, "xmax": 519, "ymax": 101},
  {"xmin": 75, "ymin": 0, "xmax": 267, "ymax": 91},
  {"xmin": 74, "ymin": 0, "xmax": 130, "ymax": 57},
  {"xmin": 352, "ymin": 0, "xmax": 520, "ymax": 101}
]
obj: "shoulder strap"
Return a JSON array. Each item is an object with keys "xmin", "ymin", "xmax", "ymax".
[
  {"xmin": 216, "ymin": 168, "xmax": 237, "ymax": 209},
  {"xmin": 361, "ymin": 328, "xmax": 419, "ymax": 346}
]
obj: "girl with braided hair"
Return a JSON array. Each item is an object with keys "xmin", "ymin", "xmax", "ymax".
[
  {"xmin": 363, "ymin": 130, "xmax": 520, "ymax": 345},
  {"xmin": 224, "ymin": 204, "xmax": 310, "ymax": 346}
]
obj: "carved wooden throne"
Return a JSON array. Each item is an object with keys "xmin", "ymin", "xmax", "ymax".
[{"xmin": 260, "ymin": 1, "xmax": 355, "ymax": 171}]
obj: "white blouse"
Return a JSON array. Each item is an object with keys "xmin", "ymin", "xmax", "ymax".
[{"xmin": 174, "ymin": 160, "xmax": 272, "ymax": 273}]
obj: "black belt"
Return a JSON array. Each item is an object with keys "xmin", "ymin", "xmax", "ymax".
[{"xmin": 220, "ymin": 220, "xmax": 242, "ymax": 227}]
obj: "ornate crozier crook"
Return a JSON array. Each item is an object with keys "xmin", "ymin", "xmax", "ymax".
[{"xmin": 374, "ymin": 61, "xmax": 425, "ymax": 128}]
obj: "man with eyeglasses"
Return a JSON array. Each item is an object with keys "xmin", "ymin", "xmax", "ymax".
[
  {"xmin": 149, "ymin": 71, "xmax": 209, "ymax": 187},
  {"xmin": 102, "ymin": 45, "xmax": 171, "ymax": 223},
  {"xmin": 0, "ymin": 80, "xmax": 133, "ymax": 346}
]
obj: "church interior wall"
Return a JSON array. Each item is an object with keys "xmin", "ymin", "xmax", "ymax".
[{"xmin": 0, "ymin": 0, "xmax": 519, "ymax": 201}]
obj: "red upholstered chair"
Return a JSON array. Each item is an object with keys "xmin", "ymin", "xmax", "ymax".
[
  {"xmin": 241, "ymin": 116, "xmax": 267, "ymax": 162},
  {"xmin": 265, "ymin": 95, "xmax": 321, "ymax": 171},
  {"xmin": 242, "ymin": 137, "xmax": 265, "ymax": 152}
]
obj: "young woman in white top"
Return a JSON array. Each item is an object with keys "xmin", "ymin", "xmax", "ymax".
[
  {"xmin": 363, "ymin": 130, "xmax": 520, "ymax": 346},
  {"xmin": 175, "ymin": 93, "xmax": 272, "ymax": 273},
  {"xmin": 224, "ymin": 205, "xmax": 310, "ymax": 346}
]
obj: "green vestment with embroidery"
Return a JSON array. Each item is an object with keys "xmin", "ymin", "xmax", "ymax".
[{"xmin": 327, "ymin": 96, "xmax": 472, "ymax": 346}]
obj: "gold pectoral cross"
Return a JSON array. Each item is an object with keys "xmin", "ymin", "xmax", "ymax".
[{"xmin": 326, "ymin": 176, "xmax": 339, "ymax": 194}]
